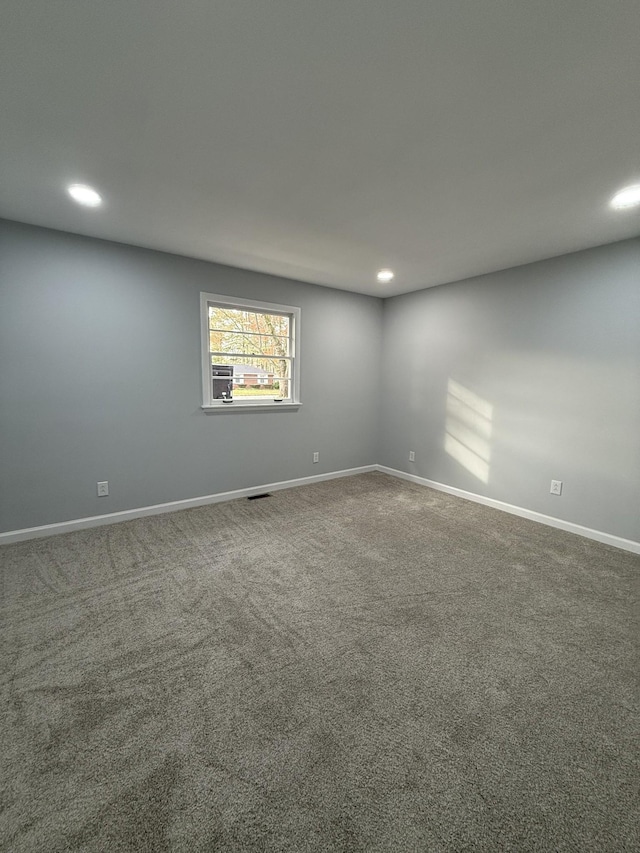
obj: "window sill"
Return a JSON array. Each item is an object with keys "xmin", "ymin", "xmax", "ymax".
[{"xmin": 201, "ymin": 402, "xmax": 302, "ymax": 414}]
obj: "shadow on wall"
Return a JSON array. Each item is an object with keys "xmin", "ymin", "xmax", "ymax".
[{"xmin": 445, "ymin": 379, "xmax": 493, "ymax": 484}]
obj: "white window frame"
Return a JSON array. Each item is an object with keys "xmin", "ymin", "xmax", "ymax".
[{"xmin": 200, "ymin": 292, "xmax": 301, "ymax": 412}]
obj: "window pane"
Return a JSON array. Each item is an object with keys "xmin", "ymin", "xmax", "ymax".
[
  {"xmin": 210, "ymin": 356, "xmax": 291, "ymax": 399},
  {"xmin": 209, "ymin": 307, "xmax": 290, "ymax": 339},
  {"xmin": 209, "ymin": 330, "xmax": 290, "ymax": 357}
]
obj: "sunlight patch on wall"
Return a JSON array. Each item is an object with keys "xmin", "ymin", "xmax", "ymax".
[{"xmin": 445, "ymin": 379, "xmax": 493, "ymax": 483}]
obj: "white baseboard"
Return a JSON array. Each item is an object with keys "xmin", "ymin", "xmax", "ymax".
[
  {"xmin": 376, "ymin": 465, "xmax": 640, "ymax": 556},
  {"xmin": 2, "ymin": 463, "xmax": 638, "ymax": 555},
  {"xmin": 0, "ymin": 465, "xmax": 377, "ymax": 545}
]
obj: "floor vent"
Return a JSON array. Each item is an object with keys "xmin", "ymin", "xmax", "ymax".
[{"xmin": 247, "ymin": 493, "xmax": 271, "ymax": 501}]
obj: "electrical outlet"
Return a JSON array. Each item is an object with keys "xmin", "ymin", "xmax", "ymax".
[
  {"xmin": 97, "ymin": 481, "xmax": 109, "ymax": 497},
  {"xmin": 313, "ymin": 451, "xmax": 319, "ymax": 463},
  {"xmin": 409, "ymin": 451, "xmax": 415, "ymax": 462},
  {"xmin": 550, "ymin": 480, "xmax": 562, "ymax": 496}
]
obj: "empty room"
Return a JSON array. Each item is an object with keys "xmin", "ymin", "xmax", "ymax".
[{"xmin": 1, "ymin": 2, "xmax": 639, "ymax": 851}]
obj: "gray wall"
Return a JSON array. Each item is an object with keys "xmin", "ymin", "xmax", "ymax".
[
  {"xmin": 379, "ymin": 238, "xmax": 640, "ymax": 542},
  {"xmin": 0, "ymin": 220, "xmax": 383, "ymax": 532},
  {"xmin": 2, "ymin": 220, "xmax": 638, "ymax": 543}
]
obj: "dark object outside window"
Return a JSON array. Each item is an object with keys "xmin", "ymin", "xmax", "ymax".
[{"xmin": 212, "ymin": 364, "xmax": 233, "ymax": 399}]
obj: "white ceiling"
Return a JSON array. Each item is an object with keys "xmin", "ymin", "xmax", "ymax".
[{"xmin": 1, "ymin": 0, "xmax": 639, "ymax": 297}]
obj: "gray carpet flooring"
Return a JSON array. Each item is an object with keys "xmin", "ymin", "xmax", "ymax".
[{"xmin": 1, "ymin": 472, "xmax": 638, "ymax": 852}]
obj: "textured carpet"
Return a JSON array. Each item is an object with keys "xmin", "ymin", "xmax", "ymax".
[{"xmin": 1, "ymin": 472, "xmax": 638, "ymax": 852}]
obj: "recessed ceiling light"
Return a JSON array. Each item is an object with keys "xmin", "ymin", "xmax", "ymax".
[
  {"xmin": 609, "ymin": 183, "xmax": 640, "ymax": 210},
  {"xmin": 377, "ymin": 269, "xmax": 395, "ymax": 283},
  {"xmin": 67, "ymin": 183, "xmax": 103, "ymax": 207}
]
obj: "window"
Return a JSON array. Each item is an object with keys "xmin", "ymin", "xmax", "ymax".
[{"xmin": 200, "ymin": 293, "xmax": 301, "ymax": 410}]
